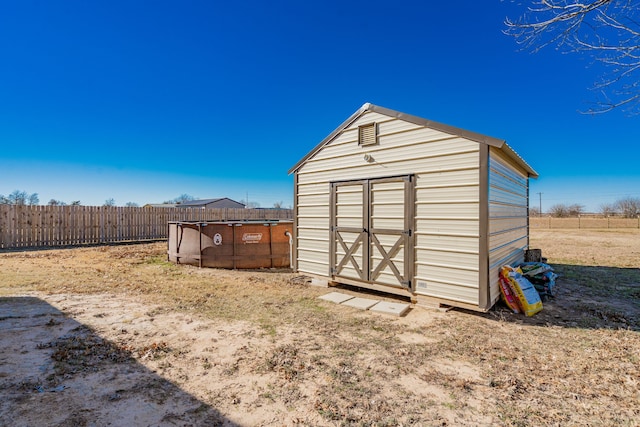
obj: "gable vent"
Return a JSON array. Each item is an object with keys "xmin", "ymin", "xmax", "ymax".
[{"xmin": 358, "ymin": 123, "xmax": 378, "ymax": 146}]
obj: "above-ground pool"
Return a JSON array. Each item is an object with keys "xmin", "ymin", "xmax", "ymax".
[{"xmin": 167, "ymin": 220, "xmax": 293, "ymax": 269}]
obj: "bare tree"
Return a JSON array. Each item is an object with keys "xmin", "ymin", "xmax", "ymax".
[
  {"xmin": 599, "ymin": 202, "xmax": 618, "ymax": 216},
  {"xmin": 615, "ymin": 196, "xmax": 640, "ymax": 217},
  {"xmin": 48, "ymin": 199, "xmax": 67, "ymax": 206},
  {"xmin": 505, "ymin": 0, "xmax": 640, "ymax": 114},
  {"xmin": 8, "ymin": 190, "xmax": 28, "ymax": 205},
  {"xmin": 529, "ymin": 206, "xmax": 541, "ymax": 216},
  {"xmin": 174, "ymin": 194, "xmax": 195, "ymax": 204},
  {"xmin": 0, "ymin": 190, "xmax": 39, "ymax": 205},
  {"xmin": 548, "ymin": 203, "xmax": 570, "ymax": 217},
  {"xmin": 273, "ymin": 201, "xmax": 284, "ymax": 209},
  {"xmin": 162, "ymin": 194, "xmax": 196, "ymax": 204},
  {"xmin": 567, "ymin": 203, "xmax": 585, "ymax": 216},
  {"xmin": 240, "ymin": 199, "xmax": 260, "ymax": 208},
  {"xmin": 103, "ymin": 198, "xmax": 116, "ymax": 207},
  {"xmin": 70, "ymin": 200, "xmax": 81, "ymax": 206},
  {"xmin": 125, "ymin": 202, "xmax": 139, "ymax": 207}
]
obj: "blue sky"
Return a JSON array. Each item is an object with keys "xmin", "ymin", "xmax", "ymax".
[{"xmin": 1, "ymin": 1, "xmax": 638, "ymax": 211}]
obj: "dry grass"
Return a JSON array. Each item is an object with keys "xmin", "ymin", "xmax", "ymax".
[{"xmin": 1, "ymin": 230, "xmax": 639, "ymax": 426}]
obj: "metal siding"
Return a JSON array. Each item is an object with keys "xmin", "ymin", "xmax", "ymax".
[
  {"xmin": 416, "ymin": 202, "xmax": 479, "ymax": 218},
  {"xmin": 489, "ymin": 217, "xmax": 528, "ymax": 234},
  {"xmin": 491, "ymin": 157, "xmax": 528, "ymax": 186},
  {"xmin": 415, "ymin": 232, "xmax": 479, "ymax": 252},
  {"xmin": 416, "ymin": 168, "xmax": 480, "ymax": 187},
  {"xmin": 416, "ymin": 185, "xmax": 479, "ymax": 202},
  {"xmin": 296, "ymin": 152, "xmax": 479, "ymax": 182},
  {"xmin": 297, "ymin": 260, "xmax": 327, "ymax": 276},
  {"xmin": 370, "ymin": 217, "xmax": 406, "ymax": 230},
  {"xmin": 296, "ymin": 182, "xmax": 328, "ymax": 195},
  {"xmin": 371, "ymin": 204, "xmax": 406, "ymax": 218},
  {"xmin": 489, "ymin": 237, "xmax": 527, "ymax": 307},
  {"xmin": 297, "ymin": 246, "xmax": 328, "ymax": 261},
  {"xmin": 413, "ymin": 165, "xmax": 481, "ymax": 304},
  {"xmin": 315, "ymin": 120, "xmax": 423, "ymax": 159},
  {"xmin": 417, "ymin": 249, "xmax": 478, "ymax": 267},
  {"xmin": 376, "ymin": 270, "xmax": 405, "ymax": 285},
  {"xmin": 378, "ymin": 118, "xmax": 423, "ymax": 135},
  {"xmin": 374, "ymin": 131, "xmax": 459, "ymax": 151},
  {"xmin": 296, "ymin": 186, "xmax": 330, "ymax": 276},
  {"xmin": 416, "ymin": 263, "xmax": 478, "ymax": 282},
  {"xmin": 488, "ymin": 147, "xmax": 530, "ymax": 306},
  {"xmin": 490, "ymin": 227, "xmax": 528, "ymax": 248},
  {"xmin": 302, "ymin": 137, "xmax": 479, "ymax": 172},
  {"xmin": 297, "ymin": 193, "xmax": 328, "ymax": 206},
  {"xmin": 421, "ymin": 219, "xmax": 479, "ymax": 235},
  {"xmin": 414, "ymin": 278, "xmax": 478, "ymax": 305},
  {"xmin": 349, "ymin": 111, "xmax": 394, "ymax": 127},
  {"xmin": 312, "ymin": 131, "xmax": 355, "ymax": 151},
  {"xmin": 490, "ymin": 187, "xmax": 528, "ymax": 205},
  {"xmin": 297, "ymin": 205, "xmax": 329, "ymax": 219},
  {"xmin": 416, "ymin": 270, "xmax": 479, "ymax": 296},
  {"xmin": 490, "ymin": 204, "xmax": 528, "ymax": 218},
  {"xmin": 296, "ymin": 226, "xmax": 329, "ymax": 242},
  {"xmin": 336, "ymin": 204, "xmax": 363, "ymax": 218},
  {"xmin": 489, "ymin": 236, "xmax": 528, "ymax": 271}
]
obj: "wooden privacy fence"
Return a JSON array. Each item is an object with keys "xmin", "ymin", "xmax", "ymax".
[
  {"xmin": 0, "ymin": 205, "xmax": 293, "ymax": 249},
  {"xmin": 530, "ymin": 216, "xmax": 640, "ymax": 229}
]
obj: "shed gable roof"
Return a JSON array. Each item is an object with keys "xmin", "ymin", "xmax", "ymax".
[{"xmin": 288, "ymin": 103, "xmax": 538, "ymax": 178}]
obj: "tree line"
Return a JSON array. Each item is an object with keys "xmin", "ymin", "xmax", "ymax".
[
  {"xmin": 531, "ymin": 197, "xmax": 640, "ymax": 218},
  {"xmin": 0, "ymin": 190, "xmax": 41, "ymax": 206},
  {"xmin": 0, "ymin": 190, "xmax": 134, "ymax": 207},
  {"xmin": 0, "ymin": 190, "xmax": 284, "ymax": 208}
]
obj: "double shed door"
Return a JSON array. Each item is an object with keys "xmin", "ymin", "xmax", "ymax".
[{"xmin": 330, "ymin": 175, "xmax": 414, "ymax": 290}]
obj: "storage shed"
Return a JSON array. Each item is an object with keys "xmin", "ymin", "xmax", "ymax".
[{"xmin": 288, "ymin": 103, "xmax": 538, "ymax": 312}]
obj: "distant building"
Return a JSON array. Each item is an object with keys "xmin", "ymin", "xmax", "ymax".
[
  {"xmin": 145, "ymin": 198, "xmax": 246, "ymax": 209},
  {"xmin": 145, "ymin": 203, "xmax": 179, "ymax": 208}
]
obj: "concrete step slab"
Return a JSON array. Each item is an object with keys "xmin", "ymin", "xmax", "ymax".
[
  {"xmin": 370, "ymin": 301, "xmax": 411, "ymax": 317},
  {"xmin": 341, "ymin": 297, "xmax": 380, "ymax": 310},
  {"xmin": 318, "ymin": 292, "xmax": 354, "ymax": 304}
]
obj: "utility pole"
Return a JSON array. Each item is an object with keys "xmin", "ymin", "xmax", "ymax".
[{"xmin": 537, "ymin": 192, "xmax": 543, "ymax": 217}]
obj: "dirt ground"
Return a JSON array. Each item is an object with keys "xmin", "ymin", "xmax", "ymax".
[{"xmin": 0, "ymin": 229, "xmax": 639, "ymax": 426}]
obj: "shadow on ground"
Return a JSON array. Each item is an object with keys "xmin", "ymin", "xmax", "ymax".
[
  {"xmin": 483, "ymin": 264, "xmax": 640, "ymax": 332},
  {"xmin": 0, "ymin": 297, "xmax": 236, "ymax": 427}
]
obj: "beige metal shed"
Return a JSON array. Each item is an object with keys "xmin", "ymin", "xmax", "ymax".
[{"xmin": 288, "ymin": 103, "xmax": 538, "ymax": 311}]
